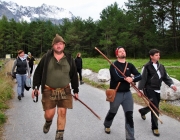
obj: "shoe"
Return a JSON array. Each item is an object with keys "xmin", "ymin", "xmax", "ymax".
[
  {"xmin": 104, "ymin": 127, "xmax": 111, "ymax": 134},
  {"xmin": 138, "ymin": 109, "xmax": 146, "ymax": 120},
  {"xmin": 55, "ymin": 131, "xmax": 64, "ymax": 140},
  {"xmin": 152, "ymin": 129, "xmax": 160, "ymax": 136},
  {"xmin": 21, "ymin": 93, "xmax": 24, "ymax": 97},
  {"xmin": 43, "ymin": 121, "xmax": 52, "ymax": 134},
  {"xmin": 18, "ymin": 96, "xmax": 21, "ymax": 100}
]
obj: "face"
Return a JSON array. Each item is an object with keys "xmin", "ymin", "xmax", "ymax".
[
  {"xmin": 19, "ymin": 52, "xmax": 25, "ymax": 58},
  {"xmin": 150, "ymin": 53, "xmax": 160, "ymax": 62},
  {"xmin": 52, "ymin": 42, "xmax": 65, "ymax": 54},
  {"xmin": 78, "ymin": 53, "xmax": 81, "ymax": 57},
  {"xmin": 117, "ymin": 48, "xmax": 126, "ymax": 59}
]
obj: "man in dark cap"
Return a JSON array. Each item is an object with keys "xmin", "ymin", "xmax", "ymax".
[
  {"xmin": 138, "ymin": 48, "xmax": 177, "ymax": 137},
  {"xmin": 32, "ymin": 34, "xmax": 79, "ymax": 140}
]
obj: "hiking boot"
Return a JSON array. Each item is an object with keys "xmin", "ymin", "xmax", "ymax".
[
  {"xmin": 18, "ymin": 95, "xmax": 21, "ymax": 100},
  {"xmin": 104, "ymin": 127, "xmax": 111, "ymax": 134},
  {"xmin": 55, "ymin": 131, "xmax": 64, "ymax": 140},
  {"xmin": 43, "ymin": 121, "xmax": 52, "ymax": 134},
  {"xmin": 21, "ymin": 93, "xmax": 24, "ymax": 97},
  {"xmin": 152, "ymin": 129, "xmax": 160, "ymax": 136},
  {"xmin": 138, "ymin": 109, "xmax": 146, "ymax": 120},
  {"xmin": 80, "ymin": 81, "xmax": 84, "ymax": 85}
]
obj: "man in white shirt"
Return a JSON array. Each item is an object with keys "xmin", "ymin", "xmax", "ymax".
[{"xmin": 138, "ymin": 48, "xmax": 177, "ymax": 137}]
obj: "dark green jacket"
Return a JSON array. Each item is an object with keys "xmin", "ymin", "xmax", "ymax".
[{"xmin": 33, "ymin": 50, "xmax": 79, "ymax": 94}]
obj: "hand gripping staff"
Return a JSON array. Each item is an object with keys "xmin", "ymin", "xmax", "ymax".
[
  {"xmin": 71, "ymin": 94, "xmax": 101, "ymax": 120},
  {"xmin": 95, "ymin": 47, "xmax": 163, "ymax": 124}
]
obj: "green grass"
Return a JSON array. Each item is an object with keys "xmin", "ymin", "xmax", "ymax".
[
  {"xmin": 83, "ymin": 58, "xmax": 180, "ymax": 81},
  {"xmin": 0, "ymin": 65, "xmax": 14, "ymax": 127}
]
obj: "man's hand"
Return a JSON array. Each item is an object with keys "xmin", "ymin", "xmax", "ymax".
[
  {"xmin": 171, "ymin": 85, "xmax": 177, "ymax": 91},
  {"xmin": 137, "ymin": 90, "xmax": 143, "ymax": 97},
  {"xmin": 31, "ymin": 89, "xmax": 40, "ymax": 99},
  {"xmin": 124, "ymin": 76, "xmax": 133, "ymax": 83},
  {"xmin": 73, "ymin": 93, "xmax": 78, "ymax": 100},
  {"xmin": 137, "ymin": 92, "xmax": 142, "ymax": 97}
]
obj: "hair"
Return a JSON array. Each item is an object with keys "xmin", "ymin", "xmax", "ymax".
[
  {"xmin": 17, "ymin": 50, "xmax": 24, "ymax": 55},
  {"xmin": 76, "ymin": 52, "xmax": 81, "ymax": 57},
  {"xmin": 115, "ymin": 46, "xmax": 125, "ymax": 56},
  {"xmin": 149, "ymin": 49, "xmax": 160, "ymax": 56}
]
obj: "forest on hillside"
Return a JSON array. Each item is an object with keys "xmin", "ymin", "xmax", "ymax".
[{"xmin": 0, "ymin": 1, "xmax": 180, "ymax": 58}]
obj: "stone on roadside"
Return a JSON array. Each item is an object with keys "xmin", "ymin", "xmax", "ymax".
[
  {"xmin": 97, "ymin": 69, "xmax": 110, "ymax": 82},
  {"xmin": 161, "ymin": 77, "xmax": 180, "ymax": 100}
]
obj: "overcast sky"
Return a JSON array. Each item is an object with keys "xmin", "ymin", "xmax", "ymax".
[{"xmin": 6, "ymin": 0, "xmax": 128, "ymax": 20}]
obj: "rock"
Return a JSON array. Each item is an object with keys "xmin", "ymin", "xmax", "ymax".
[
  {"xmin": 82, "ymin": 69, "xmax": 92, "ymax": 76},
  {"xmin": 161, "ymin": 77, "xmax": 180, "ymax": 100},
  {"xmin": 97, "ymin": 69, "xmax": 110, "ymax": 82}
]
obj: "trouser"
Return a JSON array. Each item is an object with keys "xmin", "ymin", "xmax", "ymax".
[
  {"xmin": 139, "ymin": 89, "xmax": 160, "ymax": 130},
  {"xmin": 16, "ymin": 74, "xmax": 26, "ymax": 96},
  {"xmin": 77, "ymin": 68, "xmax": 82, "ymax": 81},
  {"xmin": 104, "ymin": 91, "xmax": 135, "ymax": 140}
]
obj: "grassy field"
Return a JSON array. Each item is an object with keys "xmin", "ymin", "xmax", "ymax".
[
  {"xmin": 83, "ymin": 58, "xmax": 180, "ymax": 121},
  {"xmin": 83, "ymin": 58, "xmax": 180, "ymax": 80}
]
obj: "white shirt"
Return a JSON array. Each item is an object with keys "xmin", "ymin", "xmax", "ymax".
[{"xmin": 153, "ymin": 63, "xmax": 161, "ymax": 93}]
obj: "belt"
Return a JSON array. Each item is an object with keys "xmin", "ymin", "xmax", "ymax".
[{"xmin": 44, "ymin": 85, "xmax": 69, "ymax": 91}]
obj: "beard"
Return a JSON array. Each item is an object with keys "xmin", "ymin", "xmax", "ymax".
[
  {"xmin": 53, "ymin": 48, "xmax": 64, "ymax": 55},
  {"xmin": 118, "ymin": 55, "xmax": 126, "ymax": 59}
]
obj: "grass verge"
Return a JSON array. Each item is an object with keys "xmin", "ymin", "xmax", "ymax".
[{"xmin": 0, "ymin": 61, "xmax": 14, "ymax": 138}]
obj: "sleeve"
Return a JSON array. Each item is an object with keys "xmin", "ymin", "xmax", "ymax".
[
  {"xmin": 32, "ymin": 54, "xmax": 46, "ymax": 89},
  {"xmin": 130, "ymin": 64, "xmax": 142, "ymax": 82},
  {"xmin": 26, "ymin": 60, "xmax": 30, "ymax": 76},
  {"xmin": 70, "ymin": 58, "xmax": 79, "ymax": 93},
  {"xmin": 138, "ymin": 66, "xmax": 147, "ymax": 90},
  {"xmin": 11, "ymin": 60, "xmax": 17, "ymax": 75},
  {"xmin": 81, "ymin": 58, "xmax": 83, "ymax": 69},
  {"xmin": 162, "ymin": 66, "xmax": 174, "ymax": 87},
  {"xmin": 74, "ymin": 58, "xmax": 77, "ymax": 66}
]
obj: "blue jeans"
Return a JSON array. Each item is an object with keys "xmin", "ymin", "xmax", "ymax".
[
  {"xmin": 104, "ymin": 91, "xmax": 135, "ymax": 140},
  {"xmin": 16, "ymin": 74, "xmax": 26, "ymax": 96}
]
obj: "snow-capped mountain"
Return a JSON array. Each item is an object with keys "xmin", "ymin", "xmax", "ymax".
[{"xmin": 0, "ymin": 0, "xmax": 74, "ymax": 24}]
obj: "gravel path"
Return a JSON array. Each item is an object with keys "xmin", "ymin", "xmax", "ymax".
[
  {"xmin": 2, "ymin": 81, "xmax": 180, "ymax": 140},
  {"xmin": 2, "ymin": 65, "xmax": 180, "ymax": 140}
]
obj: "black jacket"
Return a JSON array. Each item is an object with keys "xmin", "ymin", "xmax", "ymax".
[
  {"xmin": 138, "ymin": 61, "xmax": 174, "ymax": 90},
  {"xmin": 33, "ymin": 50, "xmax": 79, "ymax": 94},
  {"xmin": 75, "ymin": 57, "xmax": 82, "ymax": 69}
]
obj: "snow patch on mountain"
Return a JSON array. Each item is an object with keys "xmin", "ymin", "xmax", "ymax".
[{"xmin": 0, "ymin": 0, "xmax": 74, "ymax": 24}]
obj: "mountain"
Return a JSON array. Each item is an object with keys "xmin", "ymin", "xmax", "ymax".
[{"xmin": 0, "ymin": 0, "xmax": 74, "ymax": 24}]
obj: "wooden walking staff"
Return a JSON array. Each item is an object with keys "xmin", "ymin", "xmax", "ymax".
[
  {"xmin": 71, "ymin": 94, "xmax": 101, "ymax": 120},
  {"xmin": 142, "ymin": 96, "xmax": 163, "ymax": 124},
  {"xmin": 94, "ymin": 47, "xmax": 163, "ymax": 117}
]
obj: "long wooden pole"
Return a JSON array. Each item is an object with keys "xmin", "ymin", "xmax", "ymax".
[
  {"xmin": 142, "ymin": 96, "xmax": 163, "ymax": 124},
  {"xmin": 72, "ymin": 94, "xmax": 101, "ymax": 120},
  {"xmin": 94, "ymin": 47, "xmax": 163, "ymax": 116}
]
